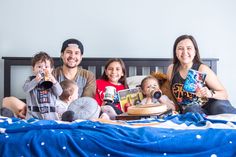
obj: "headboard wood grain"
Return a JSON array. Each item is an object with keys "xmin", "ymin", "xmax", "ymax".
[{"xmin": 2, "ymin": 57, "xmax": 219, "ymax": 97}]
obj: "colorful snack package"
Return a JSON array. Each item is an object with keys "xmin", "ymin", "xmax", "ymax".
[{"xmin": 183, "ymin": 69, "xmax": 206, "ymax": 93}]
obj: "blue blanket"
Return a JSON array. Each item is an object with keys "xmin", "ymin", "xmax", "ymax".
[{"xmin": 0, "ymin": 113, "xmax": 236, "ymax": 157}]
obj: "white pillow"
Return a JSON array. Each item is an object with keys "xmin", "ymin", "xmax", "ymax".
[
  {"xmin": 127, "ymin": 75, "xmax": 147, "ymax": 88},
  {"xmin": 68, "ymin": 97, "xmax": 101, "ymax": 120}
]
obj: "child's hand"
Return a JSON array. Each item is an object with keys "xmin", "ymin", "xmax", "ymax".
[
  {"xmin": 35, "ymin": 72, "xmax": 44, "ymax": 82},
  {"xmin": 159, "ymin": 95, "xmax": 171, "ymax": 104},
  {"xmin": 44, "ymin": 69, "xmax": 57, "ymax": 84},
  {"xmin": 48, "ymin": 73, "xmax": 57, "ymax": 84},
  {"xmin": 158, "ymin": 96, "xmax": 165, "ymax": 103},
  {"xmin": 17, "ymin": 108, "xmax": 26, "ymax": 119}
]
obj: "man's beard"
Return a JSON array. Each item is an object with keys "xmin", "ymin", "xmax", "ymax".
[
  {"xmin": 64, "ymin": 58, "xmax": 79, "ymax": 69},
  {"xmin": 65, "ymin": 63, "xmax": 78, "ymax": 69}
]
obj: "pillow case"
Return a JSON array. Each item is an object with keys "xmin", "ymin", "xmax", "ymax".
[{"xmin": 127, "ymin": 75, "xmax": 147, "ymax": 88}]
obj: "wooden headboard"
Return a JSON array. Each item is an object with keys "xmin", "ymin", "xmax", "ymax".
[{"xmin": 2, "ymin": 57, "xmax": 219, "ymax": 97}]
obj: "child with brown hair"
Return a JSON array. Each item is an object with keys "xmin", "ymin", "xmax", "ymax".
[
  {"xmin": 140, "ymin": 75, "xmax": 176, "ymax": 111},
  {"xmin": 95, "ymin": 58, "xmax": 128, "ymax": 118},
  {"xmin": 58, "ymin": 80, "xmax": 110, "ymax": 122},
  {"xmin": 55, "ymin": 80, "xmax": 79, "ymax": 120},
  {"xmin": 23, "ymin": 51, "xmax": 62, "ymax": 120}
]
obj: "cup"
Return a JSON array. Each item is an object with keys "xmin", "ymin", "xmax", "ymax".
[
  {"xmin": 39, "ymin": 70, "xmax": 53, "ymax": 89},
  {"xmin": 104, "ymin": 86, "xmax": 116, "ymax": 102},
  {"xmin": 151, "ymin": 90, "xmax": 162, "ymax": 99},
  {"xmin": 148, "ymin": 84, "xmax": 162, "ymax": 99}
]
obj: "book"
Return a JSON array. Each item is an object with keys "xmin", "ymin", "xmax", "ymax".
[
  {"xmin": 183, "ymin": 69, "xmax": 207, "ymax": 93},
  {"xmin": 118, "ymin": 87, "xmax": 144, "ymax": 112}
]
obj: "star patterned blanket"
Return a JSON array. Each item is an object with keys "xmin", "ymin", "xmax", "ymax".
[{"xmin": 0, "ymin": 113, "xmax": 236, "ymax": 157}]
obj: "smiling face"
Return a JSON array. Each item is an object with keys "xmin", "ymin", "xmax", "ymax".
[
  {"xmin": 32, "ymin": 60, "xmax": 53, "ymax": 76},
  {"xmin": 105, "ymin": 61, "xmax": 124, "ymax": 85},
  {"xmin": 175, "ymin": 39, "xmax": 196, "ymax": 66},
  {"xmin": 61, "ymin": 44, "xmax": 83, "ymax": 69}
]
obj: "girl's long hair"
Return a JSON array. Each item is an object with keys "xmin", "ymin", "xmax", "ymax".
[{"xmin": 101, "ymin": 58, "xmax": 128, "ymax": 88}]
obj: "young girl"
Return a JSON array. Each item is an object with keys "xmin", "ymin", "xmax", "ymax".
[
  {"xmin": 140, "ymin": 75, "xmax": 176, "ymax": 111},
  {"xmin": 23, "ymin": 52, "xmax": 62, "ymax": 120},
  {"xmin": 95, "ymin": 58, "xmax": 128, "ymax": 115}
]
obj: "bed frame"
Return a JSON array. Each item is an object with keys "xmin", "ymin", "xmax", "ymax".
[{"xmin": 2, "ymin": 57, "xmax": 219, "ymax": 97}]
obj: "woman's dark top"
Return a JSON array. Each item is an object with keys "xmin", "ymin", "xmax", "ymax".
[{"xmin": 170, "ymin": 63, "xmax": 207, "ymax": 106}]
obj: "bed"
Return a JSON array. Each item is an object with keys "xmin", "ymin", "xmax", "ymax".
[
  {"xmin": 0, "ymin": 113, "xmax": 236, "ymax": 156},
  {"xmin": 2, "ymin": 57, "xmax": 235, "ymax": 157}
]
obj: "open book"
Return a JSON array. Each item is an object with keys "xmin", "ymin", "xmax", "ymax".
[
  {"xmin": 183, "ymin": 69, "xmax": 207, "ymax": 93},
  {"xmin": 118, "ymin": 87, "xmax": 144, "ymax": 112}
]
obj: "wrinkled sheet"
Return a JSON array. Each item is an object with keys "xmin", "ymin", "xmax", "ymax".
[{"xmin": 0, "ymin": 113, "xmax": 236, "ymax": 157}]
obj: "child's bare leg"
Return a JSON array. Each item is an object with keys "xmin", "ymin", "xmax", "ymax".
[{"xmin": 2, "ymin": 96, "xmax": 26, "ymax": 119}]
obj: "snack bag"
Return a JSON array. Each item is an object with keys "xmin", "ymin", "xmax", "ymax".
[{"xmin": 183, "ymin": 69, "xmax": 206, "ymax": 93}]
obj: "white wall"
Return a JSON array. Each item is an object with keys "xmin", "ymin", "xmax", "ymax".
[{"xmin": 1, "ymin": 0, "xmax": 236, "ymax": 106}]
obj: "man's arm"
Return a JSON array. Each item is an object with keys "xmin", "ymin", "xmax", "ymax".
[{"xmin": 82, "ymin": 71, "xmax": 96, "ymax": 97}]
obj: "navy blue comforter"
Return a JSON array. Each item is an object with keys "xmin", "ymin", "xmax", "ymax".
[{"xmin": 0, "ymin": 113, "xmax": 236, "ymax": 157}]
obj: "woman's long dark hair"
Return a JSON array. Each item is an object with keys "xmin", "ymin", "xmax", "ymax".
[
  {"xmin": 101, "ymin": 58, "xmax": 128, "ymax": 88},
  {"xmin": 171, "ymin": 35, "xmax": 203, "ymax": 80}
]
